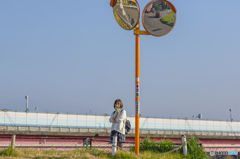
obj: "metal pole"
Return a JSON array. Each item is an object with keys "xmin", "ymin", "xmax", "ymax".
[
  {"xmin": 47, "ymin": 111, "xmax": 48, "ymax": 126},
  {"xmin": 11, "ymin": 135, "xmax": 16, "ymax": 149},
  {"xmin": 86, "ymin": 138, "xmax": 88, "ymax": 149},
  {"xmin": 15, "ymin": 110, "xmax": 16, "ymax": 126},
  {"xmin": 25, "ymin": 96, "xmax": 29, "ymax": 112},
  {"xmin": 182, "ymin": 135, "xmax": 187, "ymax": 156},
  {"xmin": 112, "ymin": 136, "xmax": 117, "ymax": 156},
  {"xmin": 135, "ymin": 23, "xmax": 140, "ymax": 155},
  {"xmin": 230, "ymin": 109, "xmax": 233, "ymax": 121}
]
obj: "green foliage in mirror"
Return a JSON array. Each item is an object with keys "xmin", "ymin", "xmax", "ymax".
[{"xmin": 142, "ymin": 0, "xmax": 177, "ymax": 37}]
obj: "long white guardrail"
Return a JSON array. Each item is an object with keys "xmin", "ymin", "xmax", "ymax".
[{"xmin": 1, "ymin": 125, "xmax": 240, "ymax": 137}]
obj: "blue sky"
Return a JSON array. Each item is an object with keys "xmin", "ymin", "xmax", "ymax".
[{"xmin": 1, "ymin": 0, "xmax": 240, "ymax": 120}]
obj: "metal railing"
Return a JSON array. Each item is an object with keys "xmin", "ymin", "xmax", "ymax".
[
  {"xmin": 0, "ymin": 135, "xmax": 134, "ymax": 150},
  {"xmin": 1, "ymin": 126, "xmax": 240, "ymax": 137}
]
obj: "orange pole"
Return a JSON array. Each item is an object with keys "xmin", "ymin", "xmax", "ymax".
[{"xmin": 135, "ymin": 23, "xmax": 140, "ymax": 155}]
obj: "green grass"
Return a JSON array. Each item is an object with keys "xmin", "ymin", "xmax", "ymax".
[
  {"xmin": 0, "ymin": 147, "xmax": 19, "ymax": 157},
  {"xmin": 179, "ymin": 136, "xmax": 209, "ymax": 159},
  {"xmin": 130, "ymin": 138, "xmax": 174, "ymax": 153},
  {"xmin": 0, "ymin": 137, "xmax": 208, "ymax": 158},
  {"xmin": 0, "ymin": 147, "xmax": 189, "ymax": 159},
  {"xmin": 160, "ymin": 12, "xmax": 176, "ymax": 26}
]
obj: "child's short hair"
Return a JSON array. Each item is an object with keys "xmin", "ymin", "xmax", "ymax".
[{"xmin": 114, "ymin": 99, "xmax": 123, "ymax": 109}]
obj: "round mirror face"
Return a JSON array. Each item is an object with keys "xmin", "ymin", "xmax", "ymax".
[
  {"xmin": 113, "ymin": 0, "xmax": 140, "ymax": 30},
  {"xmin": 142, "ymin": 0, "xmax": 177, "ymax": 37}
]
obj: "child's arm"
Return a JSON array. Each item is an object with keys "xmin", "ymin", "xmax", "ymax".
[
  {"xmin": 109, "ymin": 112, "xmax": 119, "ymax": 123},
  {"xmin": 115, "ymin": 110, "xmax": 126, "ymax": 123},
  {"xmin": 109, "ymin": 112, "xmax": 114, "ymax": 123},
  {"xmin": 112, "ymin": 112, "xmax": 119, "ymax": 120}
]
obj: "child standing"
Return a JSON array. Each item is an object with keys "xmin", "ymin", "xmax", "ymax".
[{"xmin": 109, "ymin": 99, "xmax": 127, "ymax": 149}]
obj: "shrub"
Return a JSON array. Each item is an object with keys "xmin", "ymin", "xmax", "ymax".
[
  {"xmin": 157, "ymin": 139, "xmax": 174, "ymax": 153},
  {"xmin": 180, "ymin": 136, "xmax": 208, "ymax": 159},
  {"xmin": 0, "ymin": 147, "xmax": 19, "ymax": 157},
  {"xmin": 130, "ymin": 138, "xmax": 174, "ymax": 153}
]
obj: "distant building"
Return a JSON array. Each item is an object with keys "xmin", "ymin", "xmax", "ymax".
[{"xmin": 144, "ymin": 3, "xmax": 153, "ymax": 13}]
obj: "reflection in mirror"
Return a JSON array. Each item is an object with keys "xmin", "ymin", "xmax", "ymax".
[
  {"xmin": 142, "ymin": 0, "xmax": 176, "ymax": 37},
  {"xmin": 113, "ymin": 0, "xmax": 140, "ymax": 30}
]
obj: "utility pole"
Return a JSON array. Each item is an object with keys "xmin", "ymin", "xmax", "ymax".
[
  {"xmin": 25, "ymin": 96, "xmax": 29, "ymax": 112},
  {"xmin": 229, "ymin": 109, "xmax": 233, "ymax": 121}
]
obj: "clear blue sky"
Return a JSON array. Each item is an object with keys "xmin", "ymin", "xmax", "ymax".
[{"xmin": 1, "ymin": 0, "xmax": 240, "ymax": 120}]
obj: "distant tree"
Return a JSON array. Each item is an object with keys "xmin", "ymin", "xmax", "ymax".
[
  {"xmin": 163, "ymin": 3, "xmax": 168, "ymax": 9},
  {"xmin": 154, "ymin": 5, "xmax": 160, "ymax": 11}
]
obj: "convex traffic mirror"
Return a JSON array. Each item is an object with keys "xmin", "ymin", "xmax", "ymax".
[
  {"xmin": 142, "ymin": 0, "xmax": 177, "ymax": 37},
  {"xmin": 113, "ymin": 0, "xmax": 140, "ymax": 30}
]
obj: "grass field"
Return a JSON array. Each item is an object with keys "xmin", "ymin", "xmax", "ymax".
[
  {"xmin": 0, "ymin": 137, "xmax": 209, "ymax": 159},
  {"xmin": 0, "ymin": 147, "xmax": 188, "ymax": 159},
  {"xmin": 160, "ymin": 12, "xmax": 176, "ymax": 26}
]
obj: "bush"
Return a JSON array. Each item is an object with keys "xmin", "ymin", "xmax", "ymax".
[
  {"xmin": 157, "ymin": 139, "xmax": 174, "ymax": 153},
  {"xmin": 0, "ymin": 147, "xmax": 19, "ymax": 157},
  {"xmin": 180, "ymin": 136, "xmax": 208, "ymax": 159},
  {"xmin": 130, "ymin": 138, "xmax": 174, "ymax": 153}
]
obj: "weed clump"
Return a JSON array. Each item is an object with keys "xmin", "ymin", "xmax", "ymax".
[
  {"xmin": 179, "ymin": 136, "xmax": 209, "ymax": 159},
  {"xmin": 130, "ymin": 138, "xmax": 174, "ymax": 153},
  {"xmin": 0, "ymin": 147, "xmax": 19, "ymax": 157}
]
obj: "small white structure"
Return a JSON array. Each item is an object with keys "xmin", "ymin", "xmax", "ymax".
[
  {"xmin": 112, "ymin": 136, "xmax": 117, "ymax": 156},
  {"xmin": 182, "ymin": 135, "xmax": 187, "ymax": 156}
]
